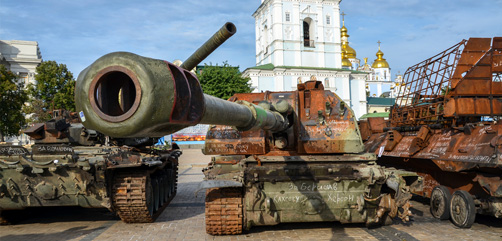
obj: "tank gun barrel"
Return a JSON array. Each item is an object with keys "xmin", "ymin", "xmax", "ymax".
[
  {"xmin": 180, "ymin": 22, "xmax": 236, "ymax": 71},
  {"xmin": 75, "ymin": 23, "xmax": 287, "ymax": 138}
]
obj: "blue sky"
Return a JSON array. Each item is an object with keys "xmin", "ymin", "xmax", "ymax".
[{"xmin": 1, "ymin": 0, "xmax": 502, "ymax": 79}]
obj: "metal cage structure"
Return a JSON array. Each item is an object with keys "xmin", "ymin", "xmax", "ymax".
[{"xmin": 391, "ymin": 37, "xmax": 502, "ymax": 127}]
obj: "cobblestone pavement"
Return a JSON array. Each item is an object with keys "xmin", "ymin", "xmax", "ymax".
[{"xmin": 1, "ymin": 149, "xmax": 501, "ymax": 241}]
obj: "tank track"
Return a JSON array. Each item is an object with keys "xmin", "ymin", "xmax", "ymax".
[
  {"xmin": 112, "ymin": 165, "xmax": 177, "ymax": 223},
  {"xmin": 205, "ymin": 187, "xmax": 243, "ymax": 235}
]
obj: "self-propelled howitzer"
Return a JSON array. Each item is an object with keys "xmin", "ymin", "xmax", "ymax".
[{"xmin": 75, "ymin": 23, "xmax": 422, "ymax": 235}]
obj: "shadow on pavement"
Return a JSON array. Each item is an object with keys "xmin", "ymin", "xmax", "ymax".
[
  {"xmin": 2, "ymin": 207, "xmax": 118, "ymax": 225},
  {"xmin": 1, "ymin": 225, "xmax": 111, "ymax": 241},
  {"xmin": 246, "ymin": 221, "xmax": 364, "ymax": 238}
]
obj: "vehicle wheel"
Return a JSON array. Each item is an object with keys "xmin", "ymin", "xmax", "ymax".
[
  {"xmin": 146, "ymin": 178, "xmax": 155, "ymax": 216},
  {"xmin": 152, "ymin": 178, "xmax": 160, "ymax": 211},
  {"xmin": 430, "ymin": 185, "xmax": 451, "ymax": 220},
  {"xmin": 164, "ymin": 178, "xmax": 171, "ymax": 202},
  {"xmin": 450, "ymin": 190, "xmax": 476, "ymax": 228},
  {"xmin": 158, "ymin": 176, "xmax": 165, "ymax": 206},
  {"xmin": 166, "ymin": 169, "xmax": 172, "ymax": 198}
]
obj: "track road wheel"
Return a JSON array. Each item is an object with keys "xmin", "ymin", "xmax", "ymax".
[
  {"xmin": 158, "ymin": 176, "xmax": 165, "ymax": 206},
  {"xmin": 164, "ymin": 176, "xmax": 171, "ymax": 201},
  {"xmin": 450, "ymin": 190, "xmax": 476, "ymax": 228},
  {"xmin": 146, "ymin": 178, "xmax": 155, "ymax": 217},
  {"xmin": 153, "ymin": 178, "xmax": 160, "ymax": 211},
  {"xmin": 205, "ymin": 188, "xmax": 243, "ymax": 235},
  {"xmin": 430, "ymin": 185, "xmax": 451, "ymax": 220}
]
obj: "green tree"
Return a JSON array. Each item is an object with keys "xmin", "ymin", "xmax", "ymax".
[
  {"xmin": 26, "ymin": 60, "xmax": 76, "ymax": 123},
  {"xmin": 196, "ymin": 62, "xmax": 253, "ymax": 100},
  {"xmin": 0, "ymin": 64, "xmax": 28, "ymax": 142}
]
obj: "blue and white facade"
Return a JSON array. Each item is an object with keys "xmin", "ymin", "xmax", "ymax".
[
  {"xmin": 243, "ymin": 0, "xmax": 368, "ymax": 119},
  {"xmin": 254, "ymin": 0, "xmax": 342, "ymax": 68}
]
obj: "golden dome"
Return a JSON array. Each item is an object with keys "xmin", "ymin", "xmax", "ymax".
[
  {"xmin": 342, "ymin": 42, "xmax": 356, "ymax": 59},
  {"xmin": 341, "ymin": 50, "xmax": 352, "ymax": 68},
  {"xmin": 340, "ymin": 14, "xmax": 356, "ymax": 59},
  {"xmin": 372, "ymin": 45, "xmax": 389, "ymax": 69},
  {"xmin": 341, "ymin": 25, "xmax": 349, "ymax": 38}
]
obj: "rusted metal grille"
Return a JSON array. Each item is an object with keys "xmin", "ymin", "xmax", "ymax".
[
  {"xmin": 392, "ymin": 37, "xmax": 502, "ymax": 126},
  {"xmin": 392, "ymin": 40, "xmax": 466, "ymax": 126}
]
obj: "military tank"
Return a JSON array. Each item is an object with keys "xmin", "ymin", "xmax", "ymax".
[
  {"xmin": 361, "ymin": 37, "xmax": 502, "ymax": 228},
  {"xmin": 0, "ymin": 109, "xmax": 180, "ymax": 223},
  {"xmin": 74, "ymin": 22, "xmax": 422, "ymax": 235}
]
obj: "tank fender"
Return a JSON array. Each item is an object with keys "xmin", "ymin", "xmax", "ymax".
[{"xmin": 195, "ymin": 180, "xmax": 242, "ymax": 196}]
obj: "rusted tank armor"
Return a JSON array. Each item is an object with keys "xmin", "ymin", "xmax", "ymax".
[{"xmin": 361, "ymin": 37, "xmax": 502, "ymax": 228}]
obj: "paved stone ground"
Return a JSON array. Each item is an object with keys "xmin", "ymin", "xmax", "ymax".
[{"xmin": 1, "ymin": 149, "xmax": 501, "ymax": 241}]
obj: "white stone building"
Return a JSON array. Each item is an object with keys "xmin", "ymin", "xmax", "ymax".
[
  {"xmin": 0, "ymin": 40, "xmax": 42, "ymax": 145},
  {"xmin": 0, "ymin": 40, "xmax": 42, "ymax": 86},
  {"xmin": 242, "ymin": 0, "xmax": 368, "ymax": 119}
]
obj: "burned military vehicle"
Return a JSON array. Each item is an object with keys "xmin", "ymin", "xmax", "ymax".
[
  {"xmin": 0, "ymin": 109, "xmax": 180, "ymax": 223},
  {"xmin": 361, "ymin": 37, "xmax": 502, "ymax": 228},
  {"xmin": 74, "ymin": 22, "xmax": 422, "ymax": 235}
]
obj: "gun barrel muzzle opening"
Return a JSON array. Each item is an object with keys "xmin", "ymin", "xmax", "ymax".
[{"xmin": 89, "ymin": 66, "xmax": 142, "ymax": 122}]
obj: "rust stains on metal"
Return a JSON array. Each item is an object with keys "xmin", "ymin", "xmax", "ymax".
[
  {"xmin": 204, "ymin": 81, "xmax": 363, "ymax": 156},
  {"xmin": 363, "ymin": 37, "xmax": 502, "ymax": 225},
  {"xmin": 205, "ymin": 188, "xmax": 243, "ymax": 235}
]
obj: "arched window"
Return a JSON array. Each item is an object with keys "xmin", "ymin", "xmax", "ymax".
[
  {"xmin": 263, "ymin": 25, "xmax": 269, "ymax": 54},
  {"xmin": 303, "ymin": 18, "xmax": 314, "ymax": 47},
  {"xmin": 324, "ymin": 78, "xmax": 330, "ymax": 87},
  {"xmin": 297, "ymin": 77, "xmax": 302, "ymax": 84}
]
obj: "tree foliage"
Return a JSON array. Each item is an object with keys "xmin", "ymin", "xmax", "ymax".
[
  {"xmin": 26, "ymin": 60, "xmax": 76, "ymax": 123},
  {"xmin": 0, "ymin": 64, "xmax": 28, "ymax": 142},
  {"xmin": 196, "ymin": 62, "xmax": 252, "ymax": 100}
]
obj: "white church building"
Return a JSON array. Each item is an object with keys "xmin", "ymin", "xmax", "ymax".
[{"xmin": 242, "ymin": 0, "xmax": 394, "ymax": 119}]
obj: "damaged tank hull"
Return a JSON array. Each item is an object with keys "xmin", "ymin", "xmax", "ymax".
[
  {"xmin": 0, "ymin": 145, "xmax": 180, "ymax": 223},
  {"xmin": 0, "ymin": 111, "xmax": 180, "ymax": 223},
  {"xmin": 361, "ymin": 37, "xmax": 502, "ymax": 228},
  {"xmin": 203, "ymin": 155, "xmax": 421, "ymax": 234},
  {"xmin": 364, "ymin": 124, "xmax": 502, "ymax": 222}
]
